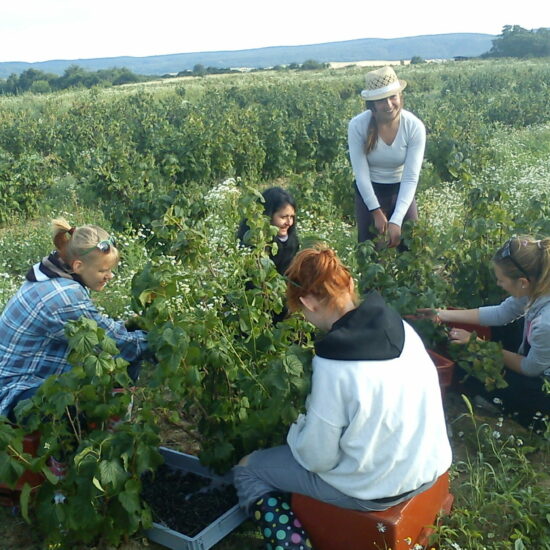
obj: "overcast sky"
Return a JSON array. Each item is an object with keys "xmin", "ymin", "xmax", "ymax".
[{"xmin": 1, "ymin": 0, "xmax": 547, "ymax": 63}]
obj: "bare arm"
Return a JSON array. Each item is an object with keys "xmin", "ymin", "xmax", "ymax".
[
  {"xmin": 502, "ymin": 350, "xmax": 525, "ymax": 374},
  {"xmin": 436, "ymin": 308, "xmax": 481, "ymax": 325},
  {"xmin": 415, "ymin": 307, "xmax": 481, "ymax": 325}
]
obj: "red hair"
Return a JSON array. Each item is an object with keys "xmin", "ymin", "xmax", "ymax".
[{"xmin": 285, "ymin": 244, "xmax": 358, "ymax": 313}]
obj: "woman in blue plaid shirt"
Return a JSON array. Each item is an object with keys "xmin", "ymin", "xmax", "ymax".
[{"xmin": 0, "ymin": 218, "xmax": 148, "ymax": 421}]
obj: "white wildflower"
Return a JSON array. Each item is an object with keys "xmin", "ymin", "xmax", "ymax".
[{"xmin": 53, "ymin": 491, "xmax": 66, "ymax": 504}]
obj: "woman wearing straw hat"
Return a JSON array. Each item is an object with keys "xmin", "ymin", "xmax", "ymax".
[{"xmin": 348, "ymin": 66, "xmax": 426, "ymax": 247}]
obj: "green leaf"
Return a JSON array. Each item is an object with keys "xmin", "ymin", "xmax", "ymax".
[
  {"xmin": 284, "ymin": 354, "xmax": 304, "ymax": 376},
  {"xmin": 41, "ymin": 464, "xmax": 60, "ymax": 485},
  {"xmin": 66, "ymin": 319, "xmax": 100, "ymax": 354},
  {"xmin": 92, "ymin": 476, "xmax": 105, "ymax": 492},
  {"xmin": 162, "ymin": 327, "xmax": 176, "ymax": 346},
  {"xmin": 135, "ymin": 445, "xmax": 163, "ymax": 475},
  {"xmin": 96, "ymin": 351, "xmax": 116, "ymax": 374},
  {"xmin": 0, "ymin": 451, "xmax": 24, "ymax": 486},
  {"xmin": 101, "ymin": 336, "xmax": 119, "ymax": 356},
  {"xmin": 118, "ymin": 480, "xmax": 141, "ymax": 514},
  {"xmin": 99, "ymin": 459, "xmax": 127, "ymax": 489},
  {"xmin": 19, "ymin": 483, "xmax": 32, "ymax": 523},
  {"xmin": 49, "ymin": 390, "xmax": 75, "ymax": 415},
  {"xmin": 462, "ymin": 394, "xmax": 474, "ymax": 416}
]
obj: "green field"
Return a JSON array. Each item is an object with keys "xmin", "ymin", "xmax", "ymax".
[{"xmin": 0, "ymin": 58, "xmax": 549, "ymax": 549}]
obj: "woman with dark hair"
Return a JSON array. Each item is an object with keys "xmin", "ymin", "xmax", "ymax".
[
  {"xmin": 233, "ymin": 245, "xmax": 451, "ymax": 550},
  {"xmin": 348, "ymin": 66, "xmax": 426, "ymax": 247},
  {"xmin": 237, "ymin": 186, "xmax": 299, "ymax": 275}
]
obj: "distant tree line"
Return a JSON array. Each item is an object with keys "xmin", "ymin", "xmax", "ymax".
[
  {"xmin": 483, "ymin": 25, "xmax": 550, "ymax": 58},
  {"xmin": 280, "ymin": 60, "xmax": 330, "ymax": 71},
  {"xmin": 171, "ymin": 59, "xmax": 330, "ymax": 79},
  {"xmin": 173, "ymin": 64, "xmax": 244, "ymax": 77},
  {"xmin": 0, "ymin": 59, "xmax": 332, "ymax": 95},
  {"xmin": 0, "ymin": 65, "xmax": 153, "ymax": 95}
]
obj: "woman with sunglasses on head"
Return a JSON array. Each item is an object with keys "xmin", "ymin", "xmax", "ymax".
[
  {"xmin": 0, "ymin": 218, "xmax": 148, "ymax": 422},
  {"xmin": 348, "ymin": 66, "xmax": 426, "ymax": 247},
  {"xmin": 417, "ymin": 236, "xmax": 550, "ymax": 429},
  {"xmin": 233, "ymin": 245, "xmax": 451, "ymax": 550}
]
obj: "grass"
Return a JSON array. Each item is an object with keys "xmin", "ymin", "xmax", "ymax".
[{"xmin": 435, "ymin": 394, "xmax": 550, "ymax": 549}]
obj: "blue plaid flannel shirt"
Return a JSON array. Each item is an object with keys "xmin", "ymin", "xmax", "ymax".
[{"xmin": 0, "ymin": 277, "xmax": 148, "ymax": 417}]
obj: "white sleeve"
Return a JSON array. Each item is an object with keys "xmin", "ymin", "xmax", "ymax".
[
  {"xmin": 286, "ymin": 361, "xmax": 345, "ymax": 472},
  {"xmin": 287, "ymin": 411, "xmax": 343, "ymax": 473},
  {"xmin": 389, "ymin": 117, "xmax": 426, "ymax": 226},
  {"xmin": 348, "ymin": 114, "xmax": 380, "ymax": 211}
]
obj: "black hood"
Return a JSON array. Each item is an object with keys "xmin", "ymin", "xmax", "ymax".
[
  {"xmin": 26, "ymin": 251, "xmax": 85, "ymax": 287},
  {"xmin": 314, "ymin": 291, "xmax": 405, "ymax": 361}
]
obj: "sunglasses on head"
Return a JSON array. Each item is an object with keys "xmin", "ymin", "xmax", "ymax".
[
  {"xmin": 80, "ymin": 236, "xmax": 117, "ymax": 256},
  {"xmin": 498, "ymin": 238, "xmax": 530, "ymax": 281}
]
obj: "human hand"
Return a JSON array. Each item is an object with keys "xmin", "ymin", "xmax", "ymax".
[
  {"xmin": 372, "ymin": 208, "xmax": 388, "ymax": 235},
  {"xmin": 387, "ymin": 223, "xmax": 402, "ymax": 248},
  {"xmin": 125, "ymin": 315, "xmax": 144, "ymax": 331},
  {"xmin": 448, "ymin": 328, "xmax": 470, "ymax": 345},
  {"xmin": 405, "ymin": 308, "xmax": 440, "ymax": 322}
]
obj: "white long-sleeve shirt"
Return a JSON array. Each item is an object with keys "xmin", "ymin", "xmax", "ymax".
[
  {"xmin": 348, "ymin": 109, "xmax": 426, "ymax": 226},
  {"xmin": 287, "ymin": 322, "xmax": 452, "ymax": 500}
]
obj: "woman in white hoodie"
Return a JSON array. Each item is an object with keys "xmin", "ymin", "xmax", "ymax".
[{"xmin": 233, "ymin": 244, "xmax": 451, "ymax": 550}]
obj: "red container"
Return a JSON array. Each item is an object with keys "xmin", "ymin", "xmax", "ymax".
[
  {"xmin": 427, "ymin": 349, "xmax": 455, "ymax": 396},
  {"xmin": 292, "ymin": 471, "xmax": 453, "ymax": 550},
  {"xmin": 0, "ymin": 431, "xmax": 44, "ymax": 507}
]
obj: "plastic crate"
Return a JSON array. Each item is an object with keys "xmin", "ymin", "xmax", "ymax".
[{"xmin": 145, "ymin": 447, "xmax": 247, "ymax": 550}]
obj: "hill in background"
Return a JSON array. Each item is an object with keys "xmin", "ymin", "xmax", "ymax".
[{"xmin": 0, "ymin": 33, "xmax": 493, "ymax": 78}]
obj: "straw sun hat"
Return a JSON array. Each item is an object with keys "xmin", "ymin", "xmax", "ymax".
[{"xmin": 360, "ymin": 66, "xmax": 407, "ymax": 101}]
